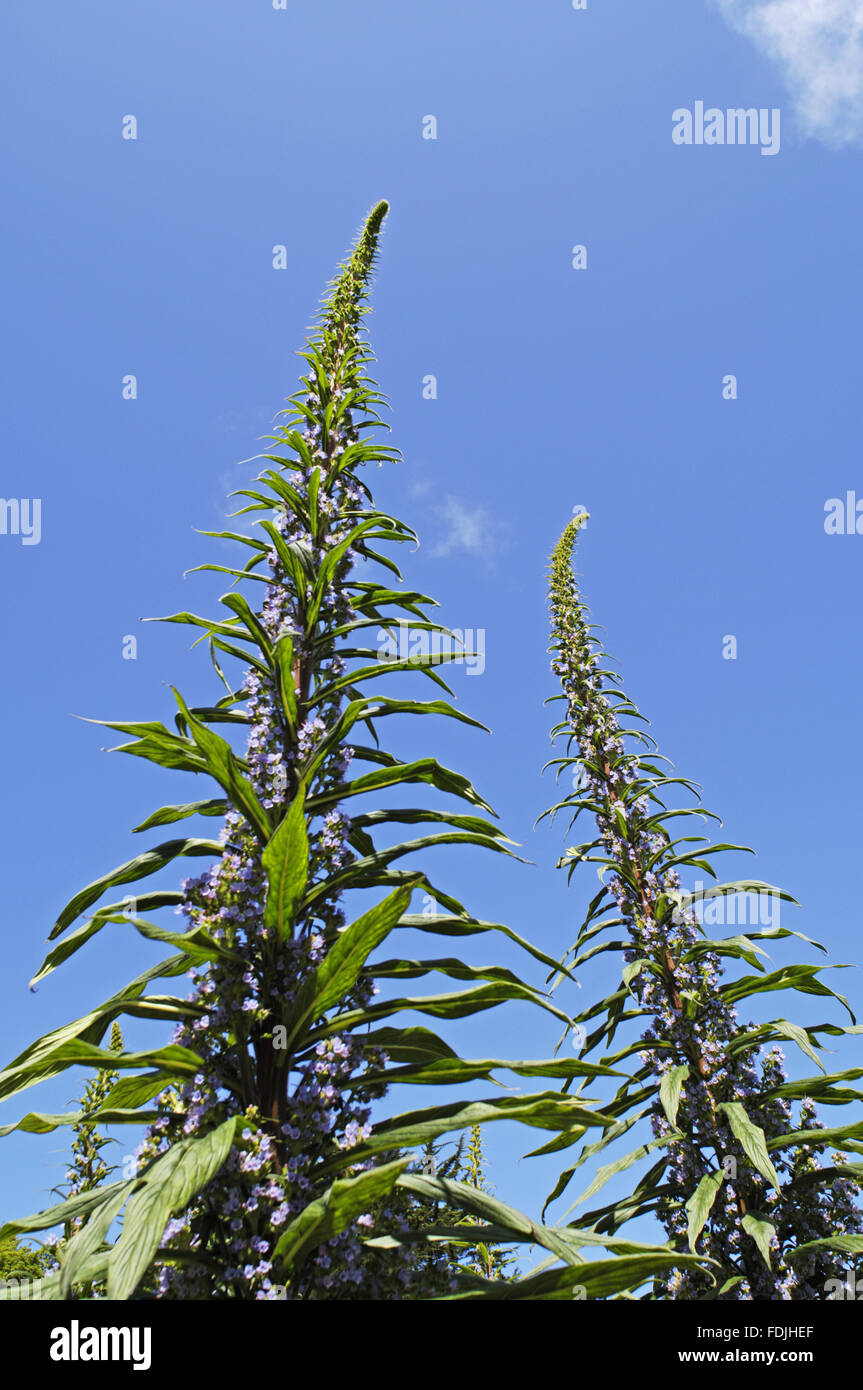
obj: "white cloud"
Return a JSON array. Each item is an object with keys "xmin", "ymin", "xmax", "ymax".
[
  {"xmin": 428, "ymin": 495, "xmax": 512, "ymax": 565},
  {"xmin": 714, "ymin": 0, "xmax": 863, "ymax": 144}
]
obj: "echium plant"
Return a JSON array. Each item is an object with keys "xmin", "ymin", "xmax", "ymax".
[
  {"xmin": 55, "ymin": 1022, "xmax": 125, "ymax": 1242},
  {"xmin": 542, "ymin": 513, "xmax": 863, "ymax": 1299},
  {"xmin": 452, "ymin": 1125, "xmax": 520, "ymax": 1281},
  {"xmin": 38, "ymin": 1021, "xmax": 124, "ymax": 1295},
  {"xmin": 0, "ymin": 205, "xmax": 650, "ymax": 1303}
]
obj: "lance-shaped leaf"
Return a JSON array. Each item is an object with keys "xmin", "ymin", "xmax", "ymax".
[
  {"xmin": 281, "ymin": 882, "xmax": 417, "ymax": 1051},
  {"xmin": 359, "ymin": 1025, "xmax": 459, "ymax": 1065},
  {"xmin": 107, "ymin": 1116, "xmax": 240, "ymax": 1299},
  {"xmin": 59, "ymin": 1182, "xmax": 133, "ymax": 1299},
  {"xmin": 0, "ymin": 958, "xmax": 201, "ymax": 1104},
  {"xmin": 317, "ymin": 755, "xmax": 495, "ymax": 815},
  {"xmin": 659, "ymin": 1064, "xmax": 690, "ymax": 1127},
  {"xmin": 318, "ymin": 1092, "xmax": 610, "ymax": 1179},
  {"xmin": 686, "ymin": 1169, "xmax": 725, "ymax": 1252},
  {"xmin": 96, "ymin": 1070, "xmax": 180, "ymax": 1113},
  {"xmin": 273, "ymin": 1157, "xmax": 411, "ymax": 1274},
  {"xmin": 172, "ymin": 689, "xmax": 270, "ymax": 841},
  {"xmin": 305, "ymin": 979, "xmax": 574, "ymax": 1046},
  {"xmin": 49, "ymin": 840, "xmax": 222, "ymax": 938},
  {"xmin": 767, "ymin": 1119, "xmax": 863, "ymax": 1153},
  {"xmin": 447, "ymin": 1251, "xmax": 712, "ymax": 1301},
  {"xmin": 350, "ymin": 1054, "xmax": 622, "ymax": 1091},
  {"xmin": 29, "ymin": 891, "xmax": 185, "ymax": 988},
  {"xmin": 742, "ymin": 1212, "xmax": 776, "ymax": 1270},
  {"xmin": 397, "ymin": 1172, "xmax": 581, "ymax": 1268},
  {"xmin": 721, "ymin": 963, "xmax": 856, "ymax": 1022},
  {"xmin": 0, "ymin": 1109, "xmax": 84, "ymax": 1138},
  {"xmin": 396, "ymin": 913, "xmax": 580, "ymax": 985},
  {"xmin": 545, "ymin": 1134, "xmax": 673, "ymax": 1220},
  {"xmin": 272, "ymin": 632, "xmax": 297, "ymax": 732},
  {"xmin": 787, "ymin": 1234, "xmax": 863, "ymax": 1261},
  {"xmin": 262, "ymin": 782, "xmax": 309, "ymax": 939},
  {"xmin": 0, "ymin": 1181, "xmax": 133, "ymax": 1243},
  {"xmin": 218, "ymin": 591, "xmax": 273, "ymax": 662},
  {"xmin": 717, "ymin": 1102, "xmax": 781, "ymax": 1191},
  {"xmin": 133, "ymin": 798, "xmax": 228, "ymax": 833}
]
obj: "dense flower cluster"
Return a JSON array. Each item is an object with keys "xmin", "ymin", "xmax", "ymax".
[{"xmin": 548, "ymin": 516, "xmax": 862, "ymax": 1299}]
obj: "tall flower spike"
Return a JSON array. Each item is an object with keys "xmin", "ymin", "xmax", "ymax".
[
  {"xmin": 40, "ymin": 1021, "xmax": 125, "ymax": 1295},
  {"xmin": 130, "ymin": 199, "xmax": 432, "ymax": 1300},
  {"xmin": 545, "ymin": 515, "xmax": 863, "ymax": 1300}
]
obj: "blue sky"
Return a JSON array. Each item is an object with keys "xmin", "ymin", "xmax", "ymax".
[{"xmin": 2, "ymin": 0, "xmax": 863, "ymax": 1252}]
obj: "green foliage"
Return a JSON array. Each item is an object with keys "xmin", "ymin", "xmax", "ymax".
[{"xmin": 0, "ymin": 1235, "xmax": 49, "ymax": 1284}]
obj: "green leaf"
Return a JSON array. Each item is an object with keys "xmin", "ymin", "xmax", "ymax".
[
  {"xmin": 107, "ymin": 1117, "xmax": 240, "ymax": 1299},
  {"xmin": 172, "ymin": 689, "xmax": 270, "ymax": 841},
  {"xmin": 686, "ymin": 1169, "xmax": 725, "ymax": 1252},
  {"xmin": 770, "ymin": 1019, "xmax": 826, "ymax": 1075},
  {"xmin": 363, "ymin": 1054, "xmax": 621, "ymax": 1089},
  {"xmin": 29, "ymin": 891, "xmax": 184, "ymax": 989},
  {"xmin": 359, "ymin": 1025, "xmax": 459, "ymax": 1066},
  {"xmin": 0, "ymin": 961, "xmax": 201, "ymax": 1103},
  {"xmin": 303, "ymin": 833, "xmax": 517, "ymax": 909},
  {"xmin": 219, "ymin": 591, "xmax": 273, "ymax": 661},
  {"xmin": 742, "ymin": 1213, "xmax": 776, "ymax": 1270},
  {"xmin": 274, "ymin": 1158, "xmax": 411, "ymax": 1273},
  {"xmin": 547, "ymin": 1135, "xmax": 672, "ymax": 1221},
  {"xmin": 622, "ymin": 959, "xmax": 647, "ymax": 995},
  {"xmin": 122, "ymin": 915, "xmax": 243, "ymax": 964},
  {"xmin": 767, "ymin": 1119, "xmax": 863, "ymax": 1153},
  {"xmin": 97, "ymin": 1071, "xmax": 177, "ymax": 1113},
  {"xmin": 307, "ymin": 980, "xmax": 573, "ymax": 1042},
  {"xmin": 675, "ymin": 880, "xmax": 799, "ymax": 914},
  {"xmin": 324, "ymin": 756, "xmax": 495, "ymax": 815},
  {"xmin": 660, "ymin": 1065, "xmax": 690, "ymax": 1127},
  {"xmin": 59, "ymin": 1183, "xmax": 132, "ymax": 1298},
  {"xmin": 318, "ymin": 1093, "xmax": 609, "ymax": 1178},
  {"xmin": 722, "ymin": 964, "xmax": 856, "ymax": 1023},
  {"xmin": 273, "ymin": 634, "xmax": 297, "ymax": 732},
  {"xmin": 397, "ymin": 1172, "xmax": 580, "ymax": 1268},
  {"xmin": 133, "ymin": 799, "xmax": 228, "ymax": 833},
  {"xmin": 396, "ymin": 914, "xmax": 580, "ymax": 986},
  {"xmin": 448, "ymin": 1251, "xmax": 711, "ymax": 1301},
  {"xmin": 0, "ymin": 1109, "xmax": 84, "ymax": 1138},
  {"xmin": 283, "ymin": 883, "xmax": 417, "ymax": 1051},
  {"xmin": 49, "ymin": 840, "xmax": 222, "ymax": 938},
  {"xmin": 262, "ymin": 782, "xmax": 309, "ymax": 939},
  {"xmin": 787, "ymin": 1234, "xmax": 863, "ymax": 1261},
  {"xmin": 718, "ymin": 1102, "xmax": 781, "ymax": 1191},
  {"xmin": 0, "ymin": 1182, "xmax": 132, "ymax": 1242}
]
